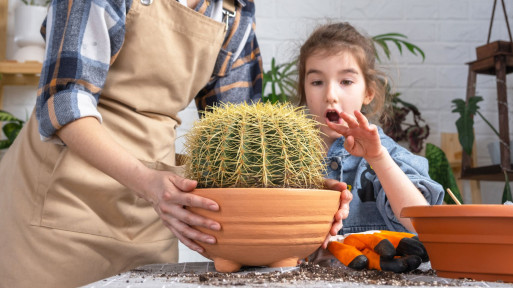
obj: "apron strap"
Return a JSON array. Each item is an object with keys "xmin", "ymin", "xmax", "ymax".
[
  {"xmin": 222, "ymin": 0, "xmax": 236, "ymax": 31},
  {"xmin": 223, "ymin": 0, "xmax": 236, "ymax": 14}
]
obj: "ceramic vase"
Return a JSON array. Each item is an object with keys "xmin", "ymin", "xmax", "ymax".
[{"xmin": 13, "ymin": 4, "xmax": 47, "ymax": 63}]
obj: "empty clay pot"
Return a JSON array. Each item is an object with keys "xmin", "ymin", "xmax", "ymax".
[
  {"xmin": 401, "ymin": 205, "xmax": 513, "ymax": 282},
  {"xmin": 187, "ymin": 188, "xmax": 340, "ymax": 272}
]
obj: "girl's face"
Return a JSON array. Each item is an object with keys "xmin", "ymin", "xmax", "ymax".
[{"xmin": 304, "ymin": 51, "xmax": 374, "ymax": 149}]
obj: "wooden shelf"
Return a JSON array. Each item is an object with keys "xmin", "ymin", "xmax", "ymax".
[
  {"xmin": 0, "ymin": 61, "xmax": 43, "ymax": 109},
  {"xmin": 0, "ymin": 1, "xmax": 43, "ymax": 110},
  {"xmin": 0, "ymin": 60, "xmax": 42, "ymax": 75},
  {"xmin": 466, "ymin": 52, "xmax": 513, "ymax": 75},
  {"xmin": 463, "ymin": 44, "xmax": 512, "ymax": 182},
  {"xmin": 461, "ymin": 165, "xmax": 513, "ymax": 181}
]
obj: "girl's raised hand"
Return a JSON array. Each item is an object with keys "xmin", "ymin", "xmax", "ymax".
[{"xmin": 326, "ymin": 110, "xmax": 383, "ymax": 160}]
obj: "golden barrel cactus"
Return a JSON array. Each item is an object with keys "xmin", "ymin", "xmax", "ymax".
[{"xmin": 184, "ymin": 102, "xmax": 325, "ymax": 189}]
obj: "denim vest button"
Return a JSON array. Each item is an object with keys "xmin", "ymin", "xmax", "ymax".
[
  {"xmin": 330, "ymin": 161, "xmax": 339, "ymax": 170},
  {"xmin": 141, "ymin": 0, "xmax": 153, "ymax": 5}
]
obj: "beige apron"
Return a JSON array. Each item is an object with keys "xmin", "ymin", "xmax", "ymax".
[{"xmin": 0, "ymin": 1, "xmax": 225, "ymax": 287}]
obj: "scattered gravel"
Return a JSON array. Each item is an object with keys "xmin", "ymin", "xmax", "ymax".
[{"xmin": 130, "ymin": 262, "xmax": 478, "ymax": 287}]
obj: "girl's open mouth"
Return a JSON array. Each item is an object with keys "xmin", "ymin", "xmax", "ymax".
[{"xmin": 326, "ymin": 110, "xmax": 340, "ymax": 123}]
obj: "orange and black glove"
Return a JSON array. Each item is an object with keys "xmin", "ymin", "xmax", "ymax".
[{"xmin": 326, "ymin": 230, "xmax": 428, "ymax": 273}]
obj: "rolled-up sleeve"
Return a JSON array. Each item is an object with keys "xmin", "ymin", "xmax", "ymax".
[
  {"xmin": 373, "ymin": 145, "xmax": 445, "ymax": 232},
  {"xmin": 36, "ymin": 0, "xmax": 130, "ymax": 143}
]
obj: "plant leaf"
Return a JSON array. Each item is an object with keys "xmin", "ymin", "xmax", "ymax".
[
  {"xmin": 503, "ymin": 170, "xmax": 512, "ymax": 203},
  {"xmin": 0, "ymin": 139, "xmax": 13, "ymax": 150},
  {"xmin": 3, "ymin": 123, "xmax": 23, "ymax": 142},
  {"xmin": 0, "ymin": 110, "xmax": 23, "ymax": 122},
  {"xmin": 425, "ymin": 143, "xmax": 464, "ymax": 204},
  {"xmin": 372, "ymin": 33, "xmax": 425, "ymax": 62},
  {"xmin": 451, "ymin": 96, "xmax": 483, "ymax": 156}
]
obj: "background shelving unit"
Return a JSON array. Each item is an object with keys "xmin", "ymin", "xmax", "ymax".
[{"xmin": 0, "ymin": 0, "xmax": 42, "ymax": 110}]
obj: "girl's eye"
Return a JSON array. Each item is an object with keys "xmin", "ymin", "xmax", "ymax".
[
  {"xmin": 311, "ymin": 80, "xmax": 323, "ymax": 86},
  {"xmin": 341, "ymin": 79, "xmax": 353, "ymax": 85}
]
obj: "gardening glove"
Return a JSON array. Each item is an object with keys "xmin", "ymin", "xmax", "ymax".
[{"xmin": 309, "ymin": 230, "xmax": 428, "ymax": 273}]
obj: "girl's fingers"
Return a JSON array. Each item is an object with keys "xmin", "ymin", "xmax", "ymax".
[
  {"xmin": 354, "ymin": 110, "xmax": 370, "ymax": 129},
  {"xmin": 340, "ymin": 111, "xmax": 359, "ymax": 128},
  {"xmin": 326, "ymin": 119, "xmax": 347, "ymax": 134}
]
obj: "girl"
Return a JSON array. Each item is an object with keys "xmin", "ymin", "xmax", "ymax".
[{"xmin": 298, "ymin": 22, "xmax": 444, "ymax": 234}]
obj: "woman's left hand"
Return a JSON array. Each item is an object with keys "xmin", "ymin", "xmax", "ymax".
[{"xmin": 322, "ymin": 178, "xmax": 352, "ymax": 249}]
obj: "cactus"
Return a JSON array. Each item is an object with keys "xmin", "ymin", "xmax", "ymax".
[{"xmin": 184, "ymin": 102, "xmax": 326, "ymax": 189}]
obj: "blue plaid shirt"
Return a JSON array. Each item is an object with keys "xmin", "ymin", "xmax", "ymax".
[
  {"xmin": 325, "ymin": 127, "xmax": 444, "ymax": 234},
  {"xmin": 36, "ymin": 0, "xmax": 262, "ymax": 141}
]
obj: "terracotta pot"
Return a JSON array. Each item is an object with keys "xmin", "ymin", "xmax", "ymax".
[
  {"xmin": 401, "ymin": 205, "xmax": 513, "ymax": 282},
  {"xmin": 187, "ymin": 188, "xmax": 340, "ymax": 272}
]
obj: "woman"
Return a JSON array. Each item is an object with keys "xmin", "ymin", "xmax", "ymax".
[{"xmin": 0, "ymin": 0, "xmax": 262, "ymax": 287}]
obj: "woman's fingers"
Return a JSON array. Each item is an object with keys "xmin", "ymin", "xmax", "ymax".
[
  {"xmin": 165, "ymin": 222, "xmax": 207, "ymax": 253},
  {"xmin": 178, "ymin": 191, "xmax": 219, "ymax": 212}
]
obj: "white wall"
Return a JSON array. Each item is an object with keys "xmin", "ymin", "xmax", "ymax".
[
  {"xmin": 184, "ymin": 0, "xmax": 513, "ymax": 205},
  {"xmin": 3, "ymin": 0, "xmax": 513, "ymax": 260}
]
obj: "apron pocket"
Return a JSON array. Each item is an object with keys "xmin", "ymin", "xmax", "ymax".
[{"xmin": 37, "ymin": 152, "xmax": 176, "ymax": 243}]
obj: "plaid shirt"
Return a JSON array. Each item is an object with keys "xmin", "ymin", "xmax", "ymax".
[{"xmin": 36, "ymin": 0, "xmax": 262, "ymax": 142}]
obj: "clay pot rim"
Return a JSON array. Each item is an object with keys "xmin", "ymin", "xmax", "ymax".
[
  {"xmin": 194, "ymin": 187, "xmax": 339, "ymax": 193},
  {"xmin": 401, "ymin": 204, "xmax": 513, "ymax": 218}
]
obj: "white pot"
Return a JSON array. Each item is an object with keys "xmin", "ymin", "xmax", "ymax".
[
  {"xmin": 13, "ymin": 4, "xmax": 47, "ymax": 62},
  {"xmin": 487, "ymin": 141, "xmax": 513, "ymax": 165}
]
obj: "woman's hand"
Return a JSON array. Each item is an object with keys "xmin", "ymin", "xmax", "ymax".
[
  {"xmin": 56, "ymin": 117, "xmax": 221, "ymax": 253},
  {"xmin": 141, "ymin": 169, "xmax": 221, "ymax": 253},
  {"xmin": 322, "ymin": 178, "xmax": 352, "ymax": 249},
  {"xmin": 326, "ymin": 110, "xmax": 384, "ymax": 161}
]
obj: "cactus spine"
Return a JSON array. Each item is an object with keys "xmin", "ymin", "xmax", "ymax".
[{"xmin": 184, "ymin": 102, "xmax": 325, "ymax": 189}]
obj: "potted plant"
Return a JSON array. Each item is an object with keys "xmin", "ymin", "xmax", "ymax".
[
  {"xmin": 13, "ymin": 0, "xmax": 50, "ymax": 63},
  {"xmin": 372, "ymin": 33, "xmax": 430, "ymax": 153},
  {"xmin": 183, "ymin": 102, "xmax": 341, "ymax": 272},
  {"xmin": 262, "ymin": 57, "xmax": 297, "ymax": 104},
  {"xmin": 452, "ymin": 95, "xmax": 512, "ymax": 203},
  {"xmin": 0, "ymin": 110, "xmax": 25, "ymax": 160},
  {"xmin": 424, "ymin": 143, "xmax": 464, "ymax": 205}
]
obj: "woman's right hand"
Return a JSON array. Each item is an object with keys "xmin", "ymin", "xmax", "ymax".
[
  {"xmin": 56, "ymin": 117, "xmax": 221, "ymax": 253},
  {"xmin": 140, "ymin": 169, "xmax": 221, "ymax": 253}
]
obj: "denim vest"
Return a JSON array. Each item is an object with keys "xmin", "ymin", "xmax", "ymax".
[{"xmin": 325, "ymin": 127, "xmax": 444, "ymax": 235}]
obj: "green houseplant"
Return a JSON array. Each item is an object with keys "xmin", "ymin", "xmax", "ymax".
[
  {"xmin": 20, "ymin": 0, "xmax": 51, "ymax": 6},
  {"xmin": 372, "ymin": 33, "xmax": 429, "ymax": 153},
  {"xmin": 425, "ymin": 143, "xmax": 464, "ymax": 205},
  {"xmin": 0, "ymin": 110, "xmax": 25, "ymax": 150},
  {"xmin": 452, "ymin": 96, "xmax": 512, "ymax": 203},
  {"xmin": 182, "ymin": 102, "xmax": 340, "ymax": 272}
]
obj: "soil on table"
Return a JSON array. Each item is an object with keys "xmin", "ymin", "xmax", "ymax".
[{"xmin": 131, "ymin": 262, "xmax": 478, "ymax": 287}]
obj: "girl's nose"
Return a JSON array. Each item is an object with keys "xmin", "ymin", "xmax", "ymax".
[{"xmin": 326, "ymin": 83, "xmax": 338, "ymax": 103}]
